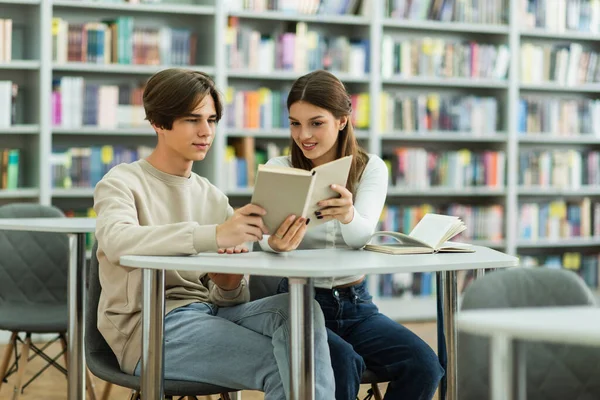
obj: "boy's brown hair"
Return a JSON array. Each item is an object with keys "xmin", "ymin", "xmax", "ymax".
[{"xmin": 143, "ymin": 68, "xmax": 222, "ymax": 130}]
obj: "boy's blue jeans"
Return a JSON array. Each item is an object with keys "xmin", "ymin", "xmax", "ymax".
[
  {"xmin": 133, "ymin": 293, "xmax": 335, "ymax": 400},
  {"xmin": 279, "ymin": 279, "xmax": 444, "ymax": 400}
]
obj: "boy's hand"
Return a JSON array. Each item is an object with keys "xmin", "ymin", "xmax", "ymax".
[
  {"xmin": 216, "ymin": 204, "xmax": 268, "ymax": 249},
  {"xmin": 315, "ymin": 184, "xmax": 354, "ymax": 224},
  {"xmin": 208, "ymin": 273, "xmax": 244, "ymax": 291},
  {"xmin": 268, "ymin": 215, "xmax": 309, "ymax": 252},
  {"xmin": 217, "ymin": 245, "xmax": 248, "ymax": 254}
]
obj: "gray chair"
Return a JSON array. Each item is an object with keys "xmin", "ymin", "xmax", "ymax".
[
  {"xmin": 0, "ymin": 203, "xmax": 70, "ymax": 399},
  {"xmin": 249, "ymin": 275, "xmax": 386, "ymax": 400},
  {"xmin": 458, "ymin": 267, "xmax": 600, "ymax": 400},
  {"xmin": 86, "ymin": 240, "xmax": 238, "ymax": 400}
]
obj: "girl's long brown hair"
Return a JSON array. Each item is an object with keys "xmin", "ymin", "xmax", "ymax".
[{"xmin": 287, "ymin": 70, "xmax": 369, "ymax": 196}]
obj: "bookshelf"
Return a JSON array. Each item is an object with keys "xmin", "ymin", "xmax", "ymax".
[{"xmin": 0, "ymin": 0, "xmax": 598, "ymax": 321}]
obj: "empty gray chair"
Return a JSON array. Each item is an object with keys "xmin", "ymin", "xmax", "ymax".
[
  {"xmin": 458, "ymin": 267, "xmax": 600, "ymax": 400},
  {"xmin": 0, "ymin": 203, "xmax": 70, "ymax": 399},
  {"xmin": 249, "ymin": 275, "xmax": 386, "ymax": 400},
  {"xmin": 86, "ymin": 240, "xmax": 238, "ymax": 400}
]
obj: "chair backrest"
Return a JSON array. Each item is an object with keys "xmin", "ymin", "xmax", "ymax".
[
  {"xmin": 248, "ymin": 244, "xmax": 283, "ymax": 301},
  {"xmin": 0, "ymin": 203, "xmax": 69, "ymax": 305},
  {"xmin": 458, "ymin": 267, "xmax": 600, "ymax": 400},
  {"xmin": 249, "ymin": 275, "xmax": 282, "ymax": 301},
  {"xmin": 86, "ymin": 240, "xmax": 113, "ymax": 355}
]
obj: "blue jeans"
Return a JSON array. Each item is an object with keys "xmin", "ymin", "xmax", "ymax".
[
  {"xmin": 134, "ymin": 294, "xmax": 335, "ymax": 400},
  {"xmin": 279, "ymin": 279, "xmax": 444, "ymax": 400}
]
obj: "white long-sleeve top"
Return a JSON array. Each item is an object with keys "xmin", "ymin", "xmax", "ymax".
[{"xmin": 259, "ymin": 154, "xmax": 389, "ymax": 288}]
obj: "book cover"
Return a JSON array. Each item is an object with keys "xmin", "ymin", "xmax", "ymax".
[{"xmin": 251, "ymin": 155, "xmax": 352, "ymax": 233}]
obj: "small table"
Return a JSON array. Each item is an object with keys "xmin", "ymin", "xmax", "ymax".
[
  {"xmin": 457, "ymin": 306, "xmax": 600, "ymax": 400},
  {"xmin": 0, "ymin": 218, "xmax": 96, "ymax": 400},
  {"xmin": 121, "ymin": 245, "xmax": 518, "ymax": 400}
]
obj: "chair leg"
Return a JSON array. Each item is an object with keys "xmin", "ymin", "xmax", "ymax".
[
  {"xmin": 101, "ymin": 380, "xmax": 113, "ymax": 400},
  {"xmin": 0, "ymin": 332, "xmax": 17, "ymax": 392},
  {"xmin": 128, "ymin": 389, "xmax": 140, "ymax": 400},
  {"xmin": 11, "ymin": 333, "xmax": 31, "ymax": 400},
  {"xmin": 60, "ymin": 333, "xmax": 99, "ymax": 400},
  {"xmin": 86, "ymin": 368, "xmax": 98, "ymax": 400},
  {"xmin": 59, "ymin": 334, "xmax": 68, "ymax": 369},
  {"xmin": 220, "ymin": 393, "xmax": 231, "ymax": 400},
  {"xmin": 371, "ymin": 383, "xmax": 383, "ymax": 400}
]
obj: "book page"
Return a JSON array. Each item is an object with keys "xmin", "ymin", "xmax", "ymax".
[
  {"xmin": 438, "ymin": 241, "xmax": 475, "ymax": 253},
  {"xmin": 368, "ymin": 231, "xmax": 431, "ymax": 248},
  {"xmin": 409, "ymin": 213, "xmax": 464, "ymax": 249},
  {"xmin": 305, "ymin": 155, "xmax": 353, "ymax": 228},
  {"xmin": 258, "ymin": 164, "xmax": 313, "ymax": 176}
]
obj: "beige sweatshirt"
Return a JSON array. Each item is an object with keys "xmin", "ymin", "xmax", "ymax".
[{"xmin": 93, "ymin": 159, "xmax": 250, "ymax": 374}]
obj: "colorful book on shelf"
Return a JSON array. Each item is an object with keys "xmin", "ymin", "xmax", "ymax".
[
  {"xmin": 251, "ymin": 155, "xmax": 353, "ymax": 233},
  {"xmin": 364, "ymin": 213, "xmax": 474, "ymax": 255}
]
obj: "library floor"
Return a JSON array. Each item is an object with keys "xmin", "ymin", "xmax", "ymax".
[{"xmin": 0, "ymin": 322, "xmax": 437, "ymax": 399}]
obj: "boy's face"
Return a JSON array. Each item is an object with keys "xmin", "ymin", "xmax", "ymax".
[{"xmin": 157, "ymin": 94, "xmax": 217, "ymax": 162}]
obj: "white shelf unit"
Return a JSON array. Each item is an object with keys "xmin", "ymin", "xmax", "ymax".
[
  {"xmin": 51, "ymin": 0, "xmax": 215, "ymax": 15},
  {"xmin": 227, "ymin": 9, "xmax": 370, "ymax": 25},
  {"xmin": 380, "ymin": 131, "xmax": 508, "ymax": 143},
  {"xmin": 0, "ymin": 60, "xmax": 40, "ymax": 69},
  {"xmin": 382, "ymin": 76, "xmax": 510, "ymax": 88},
  {"xmin": 0, "ymin": 124, "xmax": 39, "ymax": 134},
  {"xmin": 0, "ymin": 0, "xmax": 598, "ymax": 321},
  {"xmin": 518, "ymin": 135, "xmax": 600, "ymax": 145},
  {"xmin": 381, "ymin": 18, "xmax": 511, "ymax": 34},
  {"xmin": 0, "ymin": 188, "xmax": 39, "ymax": 199},
  {"xmin": 52, "ymin": 62, "xmax": 216, "ymax": 75},
  {"xmin": 517, "ymin": 186, "xmax": 600, "ymax": 196},
  {"xmin": 52, "ymin": 126, "xmax": 156, "ymax": 136}
]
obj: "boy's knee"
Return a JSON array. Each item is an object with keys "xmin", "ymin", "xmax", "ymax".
[{"xmin": 311, "ymin": 299, "xmax": 325, "ymax": 322}]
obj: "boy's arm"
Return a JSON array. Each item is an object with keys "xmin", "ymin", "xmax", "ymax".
[
  {"xmin": 94, "ymin": 176, "xmax": 224, "ymax": 265},
  {"xmin": 207, "ymin": 277, "xmax": 250, "ymax": 306}
]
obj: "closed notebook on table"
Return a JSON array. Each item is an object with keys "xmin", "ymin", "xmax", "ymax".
[
  {"xmin": 251, "ymin": 155, "xmax": 353, "ymax": 233},
  {"xmin": 364, "ymin": 213, "xmax": 475, "ymax": 255}
]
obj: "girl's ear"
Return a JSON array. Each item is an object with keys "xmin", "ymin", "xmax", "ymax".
[{"xmin": 339, "ymin": 115, "xmax": 349, "ymax": 131}]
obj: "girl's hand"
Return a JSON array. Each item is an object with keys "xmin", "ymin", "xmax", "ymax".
[
  {"xmin": 315, "ymin": 184, "xmax": 354, "ymax": 224},
  {"xmin": 217, "ymin": 245, "xmax": 248, "ymax": 254},
  {"xmin": 268, "ymin": 215, "xmax": 309, "ymax": 252}
]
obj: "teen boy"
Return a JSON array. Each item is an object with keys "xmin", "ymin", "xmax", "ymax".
[{"xmin": 93, "ymin": 68, "xmax": 335, "ymax": 399}]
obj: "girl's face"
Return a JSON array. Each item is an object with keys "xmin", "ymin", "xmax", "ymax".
[{"xmin": 289, "ymin": 101, "xmax": 348, "ymax": 167}]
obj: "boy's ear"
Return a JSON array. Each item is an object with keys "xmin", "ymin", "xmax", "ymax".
[{"xmin": 151, "ymin": 123, "xmax": 163, "ymax": 135}]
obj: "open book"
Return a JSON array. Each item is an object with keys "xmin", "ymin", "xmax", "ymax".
[
  {"xmin": 364, "ymin": 213, "xmax": 475, "ymax": 255},
  {"xmin": 251, "ymin": 155, "xmax": 353, "ymax": 233}
]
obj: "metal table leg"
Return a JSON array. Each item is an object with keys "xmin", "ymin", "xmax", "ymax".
[
  {"xmin": 67, "ymin": 233, "xmax": 86, "ymax": 400},
  {"xmin": 437, "ymin": 271, "xmax": 458, "ymax": 400},
  {"xmin": 513, "ymin": 341, "xmax": 526, "ymax": 400},
  {"xmin": 288, "ymin": 278, "xmax": 314, "ymax": 400},
  {"xmin": 490, "ymin": 335, "xmax": 518, "ymax": 400},
  {"xmin": 141, "ymin": 269, "xmax": 166, "ymax": 400}
]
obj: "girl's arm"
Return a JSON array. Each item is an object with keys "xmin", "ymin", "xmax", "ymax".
[{"xmin": 338, "ymin": 156, "xmax": 389, "ymax": 249}]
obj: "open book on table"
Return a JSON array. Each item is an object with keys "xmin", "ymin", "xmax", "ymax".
[
  {"xmin": 364, "ymin": 213, "xmax": 475, "ymax": 255},
  {"xmin": 251, "ymin": 155, "xmax": 353, "ymax": 233}
]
